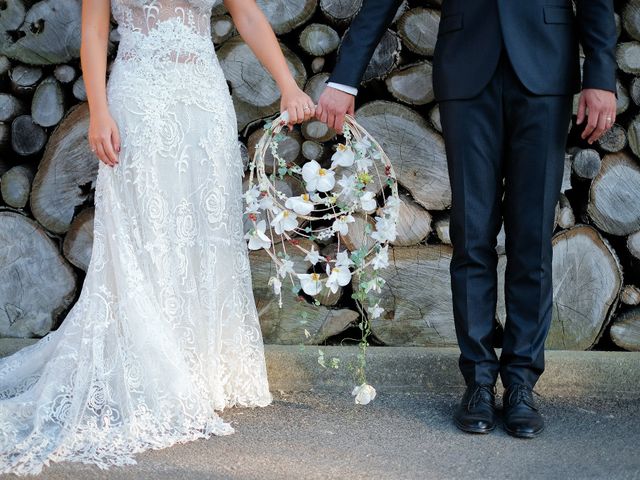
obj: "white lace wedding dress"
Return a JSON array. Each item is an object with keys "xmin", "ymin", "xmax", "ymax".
[{"xmin": 0, "ymin": 0, "xmax": 272, "ymax": 475}]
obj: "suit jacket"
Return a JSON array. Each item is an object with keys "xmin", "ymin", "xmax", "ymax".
[{"xmin": 328, "ymin": 0, "xmax": 617, "ymax": 101}]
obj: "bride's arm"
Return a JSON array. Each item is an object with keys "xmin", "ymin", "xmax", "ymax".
[
  {"xmin": 80, "ymin": 0, "xmax": 120, "ymax": 167},
  {"xmin": 224, "ymin": 0, "xmax": 315, "ymax": 126}
]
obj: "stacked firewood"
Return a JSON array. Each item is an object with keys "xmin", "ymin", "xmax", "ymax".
[{"xmin": 1, "ymin": 0, "xmax": 639, "ymax": 351}]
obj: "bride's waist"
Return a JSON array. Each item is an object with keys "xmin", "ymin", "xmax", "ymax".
[{"xmin": 115, "ymin": 26, "xmax": 216, "ymax": 65}]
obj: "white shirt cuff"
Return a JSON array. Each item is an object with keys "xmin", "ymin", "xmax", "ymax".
[{"xmin": 327, "ymin": 82, "xmax": 358, "ymax": 96}]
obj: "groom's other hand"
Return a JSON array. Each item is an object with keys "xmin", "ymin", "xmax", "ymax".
[
  {"xmin": 577, "ymin": 88, "xmax": 617, "ymax": 144},
  {"xmin": 316, "ymin": 86, "xmax": 355, "ymax": 133}
]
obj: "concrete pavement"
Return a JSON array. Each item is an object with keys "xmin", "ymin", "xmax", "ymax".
[
  {"xmin": 3, "ymin": 390, "xmax": 638, "ymax": 480},
  {"xmin": 1, "ymin": 340, "xmax": 639, "ymax": 479}
]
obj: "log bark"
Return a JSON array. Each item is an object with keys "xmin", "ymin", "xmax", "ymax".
[
  {"xmin": 301, "ymin": 120, "xmax": 334, "ymax": 142},
  {"xmin": 249, "ymin": 238, "xmax": 357, "ymax": 344},
  {"xmin": 616, "ymin": 78, "xmax": 631, "ymax": 115},
  {"xmin": 628, "ymin": 114, "xmax": 640, "ymax": 157},
  {"xmin": 1, "ymin": 0, "xmax": 82, "ymax": 65},
  {"xmin": 211, "ymin": 15, "xmax": 235, "ymax": 45},
  {"xmin": 360, "ymin": 29, "xmax": 401, "ymax": 83},
  {"xmin": 31, "ymin": 75, "xmax": 65, "ymax": 127},
  {"xmin": 610, "ymin": 307, "xmax": 640, "ymax": 351},
  {"xmin": 555, "ymin": 193, "xmax": 575, "ymax": 230},
  {"xmin": 0, "ymin": 164, "xmax": 33, "ymax": 208},
  {"xmin": 0, "ymin": 210, "xmax": 77, "ymax": 338},
  {"xmin": 616, "ymin": 41, "xmax": 640, "ymax": 74},
  {"xmin": 299, "ymin": 23, "xmax": 340, "ymax": 56},
  {"xmin": 310, "ymin": 57, "xmax": 325, "ymax": 73},
  {"xmin": 302, "ymin": 140, "xmax": 325, "ymax": 162},
  {"xmin": 397, "ymin": 8, "xmax": 440, "ymax": 56},
  {"xmin": 597, "ymin": 123, "xmax": 627, "ymax": 153},
  {"xmin": 429, "ymin": 104, "xmax": 442, "ymax": 133},
  {"xmin": 587, "ymin": 152, "xmax": 640, "ymax": 236},
  {"xmin": 434, "ymin": 216, "xmax": 450, "ymax": 245},
  {"xmin": 341, "ymin": 213, "xmax": 376, "ymax": 252},
  {"xmin": 631, "ymin": 76, "xmax": 640, "ymax": 106},
  {"xmin": 391, "ymin": 193, "xmax": 432, "ymax": 246},
  {"xmin": 497, "ymin": 225, "xmax": 622, "ymax": 350},
  {"xmin": 623, "ymin": 0, "xmax": 640, "ymax": 41},
  {"xmin": 247, "ymin": 126, "xmax": 303, "ymax": 175},
  {"xmin": 572, "ymin": 148, "xmax": 601, "ymax": 180},
  {"xmin": 0, "ymin": 92, "xmax": 27, "ymax": 122},
  {"xmin": 385, "ymin": 60, "xmax": 434, "ymax": 105},
  {"xmin": 360, "ymin": 245, "xmax": 458, "ymax": 347},
  {"xmin": 620, "ymin": 285, "xmax": 640, "ymax": 306},
  {"xmin": 62, "ymin": 207, "xmax": 94, "ymax": 271},
  {"xmin": 53, "ymin": 64, "xmax": 76, "ymax": 84},
  {"xmin": 319, "ymin": 0, "xmax": 362, "ymax": 24},
  {"xmin": 30, "ymin": 103, "xmax": 99, "ymax": 234},
  {"xmin": 72, "ymin": 75, "xmax": 86, "ymax": 102},
  {"xmin": 355, "ymin": 100, "xmax": 450, "ymax": 210},
  {"xmin": 219, "ymin": 36, "xmax": 306, "ymax": 130},
  {"xmin": 255, "ymin": 0, "xmax": 317, "ymax": 35},
  {"xmin": 9, "ymin": 64, "xmax": 42, "ymax": 96},
  {"xmin": 628, "ymin": 229, "xmax": 640, "ymax": 260},
  {"xmin": 11, "ymin": 114, "xmax": 46, "ymax": 156},
  {"xmin": 0, "ymin": 123, "xmax": 10, "ymax": 153}
]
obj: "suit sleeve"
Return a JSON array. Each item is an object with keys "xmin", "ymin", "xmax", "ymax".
[
  {"xmin": 328, "ymin": 0, "xmax": 404, "ymax": 89},
  {"xmin": 576, "ymin": 0, "xmax": 617, "ymax": 93}
]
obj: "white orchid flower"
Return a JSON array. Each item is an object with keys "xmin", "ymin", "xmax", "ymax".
[
  {"xmin": 304, "ymin": 247, "xmax": 322, "ymax": 265},
  {"xmin": 259, "ymin": 195, "xmax": 274, "ymax": 211},
  {"xmin": 335, "ymin": 250, "xmax": 354, "ymax": 268},
  {"xmin": 383, "ymin": 195, "xmax": 401, "ymax": 216},
  {"xmin": 364, "ymin": 277, "xmax": 385, "ymax": 294},
  {"xmin": 371, "ymin": 216, "xmax": 397, "ymax": 243},
  {"xmin": 325, "ymin": 264, "xmax": 352, "ymax": 294},
  {"xmin": 278, "ymin": 259, "xmax": 295, "ymax": 278},
  {"xmin": 368, "ymin": 303, "xmax": 384, "ymax": 319},
  {"xmin": 302, "ymin": 160, "xmax": 336, "ymax": 192},
  {"xmin": 285, "ymin": 193, "xmax": 315, "ymax": 216},
  {"xmin": 268, "ymin": 276, "xmax": 282, "ymax": 295},
  {"xmin": 359, "ymin": 191, "xmax": 377, "ymax": 213},
  {"xmin": 354, "ymin": 137, "xmax": 372, "ymax": 153},
  {"xmin": 244, "ymin": 185, "xmax": 260, "ymax": 203},
  {"xmin": 271, "ymin": 209, "xmax": 298, "ymax": 235},
  {"xmin": 337, "ymin": 173, "xmax": 357, "ymax": 201},
  {"xmin": 371, "ymin": 245, "xmax": 389, "ymax": 270},
  {"xmin": 332, "ymin": 214, "xmax": 355, "ymax": 236},
  {"xmin": 331, "ymin": 144, "xmax": 355, "ymax": 168},
  {"xmin": 352, "ymin": 383, "xmax": 377, "ymax": 405},
  {"xmin": 298, "ymin": 273, "xmax": 323, "ymax": 296},
  {"xmin": 355, "ymin": 154, "xmax": 373, "ymax": 172},
  {"xmin": 245, "ymin": 220, "xmax": 272, "ymax": 250}
]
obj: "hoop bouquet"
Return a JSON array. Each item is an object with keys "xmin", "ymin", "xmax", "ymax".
[{"xmin": 244, "ymin": 112, "xmax": 400, "ymax": 404}]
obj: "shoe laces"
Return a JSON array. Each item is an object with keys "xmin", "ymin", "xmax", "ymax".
[
  {"xmin": 506, "ymin": 384, "xmax": 540, "ymax": 410},
  {"xmin": 467, "ymin": 384, "xmax": 496, "ymax": 411}
]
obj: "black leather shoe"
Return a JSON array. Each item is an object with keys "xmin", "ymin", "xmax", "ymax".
[
  {"xmin": 453, "ymin": 384, "xmax": 497, "ymax": 434},
  {"xmin": 503, "ymin": 384, "xmax": 544, "ymax": 439}
]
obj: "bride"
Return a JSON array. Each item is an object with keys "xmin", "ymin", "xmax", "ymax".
[{"xmin": 0, "ymin": 0, "xmax": 315, "ymax": 475}]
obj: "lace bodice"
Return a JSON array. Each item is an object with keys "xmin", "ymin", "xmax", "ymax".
[{"xmin": 111, "ymin": 0, "xmax": 223, "ymax": 63}]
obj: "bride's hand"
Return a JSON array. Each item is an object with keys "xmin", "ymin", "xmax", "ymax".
[
  {"xmin": 280, "ymin": 85, "xmax": 316, "ymax": 128},
  {"xmin": 88, "ymin": 109, "xmax": 121, "ymax": 167}
]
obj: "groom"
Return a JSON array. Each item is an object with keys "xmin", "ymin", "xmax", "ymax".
[{"xmin": 317, "ymin": 0, "xmax": 617, "ymax": 438}]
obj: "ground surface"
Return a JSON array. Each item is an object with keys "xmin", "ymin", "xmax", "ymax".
[{"xmin": 4, "ymin": 390, "xmax": 638, "ymax": 480}]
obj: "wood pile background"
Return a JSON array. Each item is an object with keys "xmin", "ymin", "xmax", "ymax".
[{"xmin": 1, "ymin": 0, "xmax": 640, "ymax": 351}]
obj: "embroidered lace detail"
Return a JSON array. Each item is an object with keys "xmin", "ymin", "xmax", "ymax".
[{"xmin": 0, "ymin": 0, "xmax": 272, "ymax": 475}]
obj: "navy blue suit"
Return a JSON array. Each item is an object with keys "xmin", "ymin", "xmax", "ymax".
[{"xmin": 329, "ymin": 0, "xmax": 617, "ymax": 388}]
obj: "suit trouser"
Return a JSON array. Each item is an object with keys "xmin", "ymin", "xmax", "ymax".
[{"xmin": 438, "ymin": 50, "xmax": 573, "ymax": 388}]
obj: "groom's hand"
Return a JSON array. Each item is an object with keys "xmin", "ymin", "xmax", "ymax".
[
  {"xmin": 577, "ymin": 88, "xmax": 617, "ymax": 145},
  {"xmin": 316, "ymin": 86, "xmax": 355, "ymax": 134}
]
